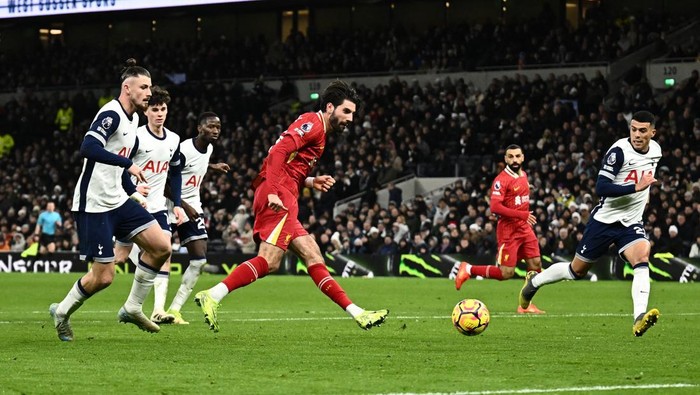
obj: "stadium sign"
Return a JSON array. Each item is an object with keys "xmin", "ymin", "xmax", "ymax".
[
  {"xmin": 0, "ymin": 253, "xmax": 73, "ymax": 273},
  {"xmin": 1, "ymin": 0, "xmax": 257, "ymax": 19}
]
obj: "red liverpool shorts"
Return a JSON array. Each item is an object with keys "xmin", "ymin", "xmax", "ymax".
[
  {"xmin": 495, "ymin": 227, "xmax": 540, "ymax": 267},
  {"xmin": 252, "ymin": 180, "xmax": 307, "ymax": 251}
]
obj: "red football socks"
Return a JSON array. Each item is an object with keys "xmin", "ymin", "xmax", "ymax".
[
  {"xmin": 470, "ymin": 265, "xmax": 505, "ymax": 280},
  {"xmin": 222, "ymin": 256, "xmax": 270, "ymax": 292},
  {"xmin": 307, "ymin": 264, "xmax": 352, "ymax": 309}
]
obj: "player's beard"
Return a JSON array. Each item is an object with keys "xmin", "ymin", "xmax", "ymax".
[
  {"xmin": 506, "ymin": 163, "xmax": 521, "ymax": 173},
  {"xmin": 133, "ymin": 97, "xmax": 149, "ymax": 112},
  {"xmin": 329, "ymin": 112, "xmax": 345, "ymax": 133}
]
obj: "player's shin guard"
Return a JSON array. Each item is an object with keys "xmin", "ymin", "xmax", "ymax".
[
  {"xmin": 124, "ymin": 260, "xmax": 158, "ymax": 313},
  {"xmin": 631, "ymin": 263, "xmax": 650, "ymax": 319},
  {"xmin": 56, "ymin": 277, "xmax": 91, "ymax": 318},
  {"xmin": 153, "ymin": 271, "xmax": 169, "ymax": 313},
  {"xmin": 470, "ymin": 265, "xmax": 505, "ymax": 280},
  {"xmin": 308, "ymin": 263, "xmax": 352, "ymax": 310},
  {"xmin": 221, "ymin": 256, "xmax": 270, "ymax": 292},
  {"xmin": 531, "ymin": 261, "xmax": 578, "ymax": 288},
  {"xmin": 169, "ymin": 258, "xmax": 206, "ymax": 311}
]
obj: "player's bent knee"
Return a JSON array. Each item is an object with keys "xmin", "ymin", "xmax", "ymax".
[
  {"xmin": 153, "ymin": 245, "xmax": 171, "ymax": 263},
  {"xmin": 97, "ymin": 273, "xmax": 114, "ymax": 288}
]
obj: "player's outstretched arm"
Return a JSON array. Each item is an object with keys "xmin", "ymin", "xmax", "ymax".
[
  {"xmin": 208, "ymin": 163, "xmax": 230, "ymax": 174},
  {"xmin": 80, "ymin": 135, "xmax": 133, "ymax": 169},
  {"xmin": 595, "ymin": 174, "xmax": 654, "ymax": 197},
  {"xmin": 305, "ymin": 175, "xmax": 336, "ymax": 192}
]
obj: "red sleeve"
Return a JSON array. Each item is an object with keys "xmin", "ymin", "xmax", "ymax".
[
  {"xmin": 265, "ymin": 113, "xmax": 321, "ymax": 195},
  {"xmin": 491, "ymin": 199, "xmax": 529, "ymax": 221},
  {"xmin": 490, "ymin": 175, "xmax": 529, "ymax": 221},
  {"xmin": 264, "ymin": 135, "xmax": 296, "ymax": 195}
]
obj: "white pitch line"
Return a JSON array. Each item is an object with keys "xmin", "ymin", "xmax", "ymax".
[
  {"xmin": 15, "ymin": 311, "xmax": 700, "ymax": 318},
  {"xmin": 382, "ymin": 383, "xmax": 699, "ymax": 395},
  {"xmin": 2, "ymin": 311, "xmax": 699, "ymax": 325}
]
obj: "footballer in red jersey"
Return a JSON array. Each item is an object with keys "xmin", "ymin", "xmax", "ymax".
[
  {"xmin": 195, "ymin": 80, "xmax": 388, "ymax": 333},
  {"xmin": 455, "ymin": 144, "xmax": 545, "ymax": 314}
]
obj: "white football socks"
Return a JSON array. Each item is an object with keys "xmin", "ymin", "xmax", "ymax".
[
  {"xmin": 169, "ymin": 259, "xmax": 206, "ymax": 311},
  {"xmin": 153, "ymin": 273, "xmax": 169, "ymax": 313},
  {"xmin": 208, "ymin": 283, "xmax": 229, "ymax": 303},
  {"xmin": 124, "ymin": 265, "xmax": 157, "ymax": 313},
  {"xmin": 631, "ymin": 264, "xmax": 650, "ymax": 319},
  {"xmin": 56, "ymin": 279, "xmax": 88, "ymax": 318},
  {"xmin": 531, "ymin": 261, "xmax": 576, "ymax": 288},
  {"xmin": 345, "ymin": 303, "xmax": 364, "ymax": 318}
]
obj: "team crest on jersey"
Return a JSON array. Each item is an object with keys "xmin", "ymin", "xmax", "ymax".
[
  {"xmin": 606, "ymin": 152, "xmax": 616, "ymax": 165},
  {"xmin": 101, "ymin": 117, "xmax": 113, "ymax": 130},
  {"xmin": 494, "ymin": 180, "xmax": 501, "ymax": 191}
]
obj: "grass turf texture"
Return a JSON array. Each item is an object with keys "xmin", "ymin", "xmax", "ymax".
[{"xmin": 1, "ymin": 273, "xmax": 699, "ymax": 394}]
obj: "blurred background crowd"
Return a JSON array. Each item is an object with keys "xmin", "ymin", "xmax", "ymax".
[{"xmin": 0, "ymin": 1, "xmax": 698, "ymax": 259}]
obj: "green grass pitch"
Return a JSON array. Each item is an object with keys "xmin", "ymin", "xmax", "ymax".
[{"xmin": 1, "ymin": 273, "xmax": 699, "ymax": 394}]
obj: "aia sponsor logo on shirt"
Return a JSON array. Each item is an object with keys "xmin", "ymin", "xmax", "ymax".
[{"xmin": 143, "ymin": 160, "xmax": 170, "ymax": 174}]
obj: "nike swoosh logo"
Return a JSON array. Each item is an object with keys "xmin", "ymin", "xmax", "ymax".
[
  {"xmin": 122, "ymin": 132, "xmax": 128, "ymax": 136},
  {"xmin": 513, "ymin": 186, "xmax": 520, "ymax": 191},
  {"xmin": 628, "ymin": 161, "xmax": 636, "ymax": 165},
  {"xmin": 145, "ymin": 149, "xmax": 153, "ymax": 153}
]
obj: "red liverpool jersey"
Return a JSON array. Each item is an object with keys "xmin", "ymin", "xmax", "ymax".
[
  {"xmin": 490, "ymin": 167, "xmax": 531, "ymax": 235},
  {"xmin": 253, "ymin": 111, "xmax": 326, "ymax": 195}
]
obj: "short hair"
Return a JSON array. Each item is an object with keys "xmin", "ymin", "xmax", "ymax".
[
  {"xmin": 148, "ymin": 86, "xmax": 170, "ymax": 106},
  {"xmin": 632, "ymin": 110, "xmax": 655, "ymax": 127},
  {"xmin": 320, "ymin": 80, "xmax": 362, "ymax": 111},
  {"xmin": 120, "ymin": 58, "xmax": 151, "ymax": 83},
  {"xmin": 505, "ymin": 144, "xmax": 522, "ymax": 152},
  {"xmin": 198, "ymin": 112, "xmax": 219, "ymax": 125}
]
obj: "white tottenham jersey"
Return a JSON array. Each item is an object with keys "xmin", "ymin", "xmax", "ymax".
[
  {"xmin": 592, "ymin": 137, "xmax": 662, "ymax": 226},
  {"xmin": 72, "ymin": 100, "xmax": 139, "ymax": 213},
  {"xmin": 130, "ymin": 125, "xmax": 181, "ymax": 213},
  {"xmin": 168, "ymin": 138, "xmax": 212, "ymax": 222}
]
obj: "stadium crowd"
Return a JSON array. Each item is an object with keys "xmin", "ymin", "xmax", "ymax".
[
  {"xmin": 1, "ymin": 66, "xmax": 698, "ymax": 258},
  {"xmin": 0, "ymin": 6, "xmax": 692, "ymax": 90}
]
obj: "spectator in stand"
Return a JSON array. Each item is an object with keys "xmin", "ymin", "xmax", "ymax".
[
  {"xmin": 689, "ymin": 235, "xmax": 700, "ymax": 258},
  {"xmin": 54, "ymin": 101, "xmax": 74, "ymax": 133},
  {"xmin": 0, "ymin": 231, "xmax": 10, "ymax": 251},
  {"xmin": 666, "ymin": 225, "xmax": 685, "ymax": 256}
]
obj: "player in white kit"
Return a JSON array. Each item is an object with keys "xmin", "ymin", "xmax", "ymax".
[
  {"xmin": 49, "ymin": 59, "xmax": 172, "ymax": 341},
  {"xmin": 113, "ymin": 86, "xmax": 186, "ymax": 324},
  {"xmin": 520, "ymin": 111, "xmax": 662, "ymax": 336},
  {"xmin": 158, "ymin": 112, "xmax": 229, "ymax": 324}
]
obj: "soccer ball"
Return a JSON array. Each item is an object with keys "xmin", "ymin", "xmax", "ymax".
[{"xmin": 451, "ymin": 298, "xmax": 490, "ymax": 336}]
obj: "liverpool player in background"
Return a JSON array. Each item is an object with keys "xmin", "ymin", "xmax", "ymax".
[
  {"xmin": 520, "ymin": 111, "xmax": 661, "ymax": 336},
  {"xmin": 194, "ymin": 80, "xmax": 388, "ymax": 332},
  {"xmin": 455, "ymin": 144, "xmax": 545, "ymax": 314}
]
